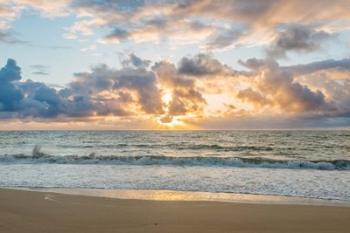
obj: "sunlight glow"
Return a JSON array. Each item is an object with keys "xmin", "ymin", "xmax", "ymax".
[{"xmin": 162, "ymin": 90, "xmax": 173, "ymax": 105}]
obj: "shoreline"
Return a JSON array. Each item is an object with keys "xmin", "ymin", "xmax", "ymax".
[
  {"xmin": 6, "ymin": 187, "xmax": 350, "ymax": 207},
  {"xmin": 1, "ymin": 188, "xmax": 350, "ymax": 233}
]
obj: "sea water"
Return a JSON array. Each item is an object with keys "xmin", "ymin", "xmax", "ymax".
[{"xmin": 0, "ymin": 130, "xmax": 349, "ymax": 201}]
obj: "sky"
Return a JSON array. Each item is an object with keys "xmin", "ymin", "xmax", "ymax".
[{"xmin": 0, "ymin": 0, "xmax": 350, "ymax": 130}]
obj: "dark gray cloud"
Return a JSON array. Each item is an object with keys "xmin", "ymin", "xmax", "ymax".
[
  {"xmin": 205, "ymin": 26, "xmax": 245, "ymax": 50},
  {"xmin": 240, "ymin": 57, "xmax": 350, "ymax": 76},
  {"xmin": 267, "ymin": 24, "xmax": 334, "ymax": 57},
  {"xmin": 19, "ymin": 81, "xmax": 64, "ymax": 118},
  {"xmin": 113, "ymin": 68, "xmax": 163, "ymax": 114},
  {"xmin": 0, "ymin": 59, "xmax": 23, "ymax": 111},
  {"xmin": 283, "ymin": 58, "xmax": 350, "ymax": 75},
  {"xmin": 144, "ymin": 17, "xmax": 168, "ymax": 28},
  {"xmin": 105, "ymin": 27, "xmax": 129, "ymax": 42},
  {"xmin": 0, "ymin": 59, "xmax": 21, "ymax": 82},
  {"xmin": 178, "ymin": 54, "xmax": 232, "ymax": 76},
  {"xmin": 238, "ymin": 57, "xmax": 267, "ymax": 70},
  {"xmin": 0, "ymin": 68, "xmax": 99, "ymax": 119},
  {"xmin": 121, "ymin": 53, "xmax": 151, "ymax": 69}
]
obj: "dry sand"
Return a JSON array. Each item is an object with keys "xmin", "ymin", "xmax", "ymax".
[{"xmin": 0, "ymin": 188, "xmax": 349, "ymax": 233}]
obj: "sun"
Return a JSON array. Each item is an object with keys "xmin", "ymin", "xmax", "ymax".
[
  {"xmin": 158, "ymin": 90, "xmax": 199, "ymax": 129},
  {"xmin": 162, "ymin": 90, "xmax": 173, "ymax": 105},
  {"xmin": 158, "ymin": 90, "xmax": 178, "ymax": 127}
]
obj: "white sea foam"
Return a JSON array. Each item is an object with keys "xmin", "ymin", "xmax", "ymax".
[{"xmin": 0, "ymin": 164, "xmax": 349, "ymax": 201}]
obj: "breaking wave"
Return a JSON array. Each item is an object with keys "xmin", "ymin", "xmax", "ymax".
[
  {"xmin": 56, "ymin": 143, "xmax": 275, "ymax": 151},
  {"xmin": 0, "ymin": 150, "xmax": 349, "ymax": 170}
]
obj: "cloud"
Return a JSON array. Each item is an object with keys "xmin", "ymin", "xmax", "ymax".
[
  {"xmin": 1, "ymin": 54, "xmax": 350, "ymax": 128},
  {"xmin": 30, "ymin": 64, "xmax": 49, "ymax": 76},
  {"xmin": 121, "ymin": 53, "xmax": 151, "ymax": 69},
  {"xmin": 153, "ymin": 60, "xmax": 206, "ymax": 123},
  {"xmin": 61, "ymin": 0, "xmax": 350, "ymax": 51},
  {"xmin": 0, "ymin": 1, "xmax": 19, "ymax": 31},
  {"xmin": 19, "ymin": 81, "xmax": 65, "ymax": 118},
  {"xmin": 236, "ymin": 56, "xmax": 350, "ymax": 122},
  {"xmin": 0, "ymin": 58, "xmax": 21, "ymax": 82},
  {"xmin": 0, "ymin": 59, "xmax": 23, "ymax": 111},
  {"xmin": 0, "ymin": 0, "xmax": 69, "ymax": 47},
  {"xmin": 0, "ymin": 65, "xmax": 99, "ymax": 119},
  {"xmin": 240, "ymin": 57, "xmax": 350, "ymax": 76},
  {"xmin": 178, "ymin": 54, "xmax": 233, "ymax": 76},
  {"xmin": 12, "ymin": 0, "xmax": 71, "ymax": 16},
  {"xmin": 0, "ymin": 0, "xmax": 70, "ymax": 29},
  {"xmin": 0, "ymin": 31, "xmax": 28, "ymax": 44},
  {"xmin": 267, "ymin": 24, "xmax": 334, "ymax": 57},
  {"xmin": 0, "ymin": 55, "xmax": 207, "ymax": 123},
  {"xmin": 237, "ymin": 88, "xmax": 271, "ymax": 108},
  {"xmin": 0, "ymin": 57, "xmax": 163, "ymax": 119},
  {"xmin": 283, "ymin": 58, "xmax": 350, "ymax": 75},
  {"xmin": 112, "ymin": 69, "xmax": 164, "ymax": 114},
  {"xmin": 0, "ymin": 0, "xmax": 349, "ymax": 52},
  {"xmin": 71, "ymin": 0, "xmax": 145, "ymax": 13},
  {"xmin": 104, "ymin": 27, "xmax": 129, "ymax": 43},
  {"xmin": 70, "ymin": 63, "xmax": 164, "ymax": 116},
  {"xmin": 236, "ymin": 58, "xmax": 341, "ymax": 114},
  {"xmin": 204, "ymin": 26, "xmax": 246, "ymax": 50},
  {"xmin": 238, "ymin": 57, "xmax": 267, "ymax": 71}
]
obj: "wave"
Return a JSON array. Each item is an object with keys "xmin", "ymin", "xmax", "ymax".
[
  {"xmin": 172, "ymin": 144, "xmax": 274, "ymax": 151},
  {"xmin": 1, "ymin": 152, "xmax": 349, "ymax": 170},
  {"xmin": 56, "ymin": 143, "xmax": 274, "ymax": 151}
]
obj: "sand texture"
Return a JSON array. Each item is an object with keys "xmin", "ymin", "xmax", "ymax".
[{"xmin": 0, "ymin": 189, "xmax": 349, "ymax": 233}]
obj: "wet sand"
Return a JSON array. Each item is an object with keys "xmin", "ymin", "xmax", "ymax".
[{"xmin": 1, "ymin": 188, "xmax": 349, "ymax": 233}]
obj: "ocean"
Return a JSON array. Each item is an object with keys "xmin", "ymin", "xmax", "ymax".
[{"xmin": 0, "ymin": 130, "xmax": 349, "ymax": 201}]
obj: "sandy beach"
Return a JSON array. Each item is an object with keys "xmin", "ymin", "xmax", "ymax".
[{"xmin": 0, "ymin": 189, "xmax": 349, "ymax": 233}]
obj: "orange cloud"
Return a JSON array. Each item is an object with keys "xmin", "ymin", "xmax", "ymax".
[{"xmin": 1, "ymin": 53, "xmax": 350, "ymax": 129}]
